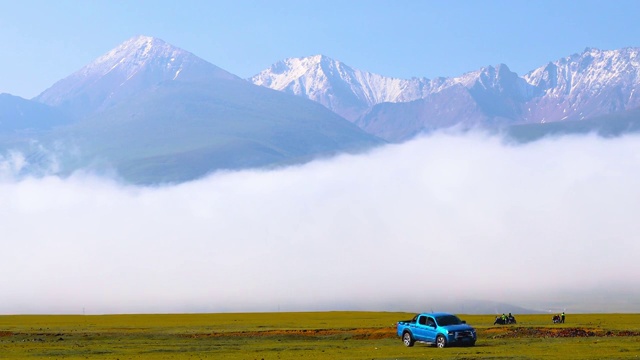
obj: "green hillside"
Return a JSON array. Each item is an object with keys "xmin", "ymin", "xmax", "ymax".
[{"xmin": 8, "ymin": 79, "xmax": 383, "ymax": 184}]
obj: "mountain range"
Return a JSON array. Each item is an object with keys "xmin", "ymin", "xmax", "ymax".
[
  {"xmin": 1, "ymin": 36, "xmax": 639, "ymax": 183},
  {"xmin": 252, "ymin": 48, "xmax": 640, "ymax": 142}
]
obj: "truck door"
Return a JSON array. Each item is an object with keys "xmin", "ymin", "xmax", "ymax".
[
  {"xmin": 423, "ymin": 316, "xmax": 438, "ymax": 342},
  {"xmin": 412, "ymin": 315, "xmax": 429, "ymax": 341}
]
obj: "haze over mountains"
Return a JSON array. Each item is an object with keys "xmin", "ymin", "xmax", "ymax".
[{"xmin": 1, "ymin": 35, "xmax": 640, "ymax": 183}]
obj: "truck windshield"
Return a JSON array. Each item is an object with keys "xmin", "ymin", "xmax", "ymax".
[{"xmin": 436, "ymin": 315, "xmax": 462, "ymax": 326}]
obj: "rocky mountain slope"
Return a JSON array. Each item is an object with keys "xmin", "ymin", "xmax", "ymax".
[
  {"xmin": 250, "ymin": 55, "xmax": 433, "ymax": 121},
  {"xmin": 522, "ymin": 47, "xmax": 640, "ymax": 123}
]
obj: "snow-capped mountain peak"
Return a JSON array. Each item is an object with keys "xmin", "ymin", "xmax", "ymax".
[
  {"xmin": 250, "ymin": 54, "xmax": 432, "ymax": 121},
  {"xmin": 252, "ymin": 54, "xmax": 330, "ymax": 90},
  {"xmin": 35, "ymin": 35, "xmax": 237, "ymax": 117},
  {"xmin": 525, "ymin": 47, "xmax": 640, "ymax": 94},
  {"xmin": 82, "ymin": 35, "xmax": 186, "ymax": 78},
  {"xmin": 519, "ymin": 47, "xmax": 640, "ymax": 122}
]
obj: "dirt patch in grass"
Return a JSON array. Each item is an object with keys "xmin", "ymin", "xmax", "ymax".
[
  {"xmin": 351, "ymin": 327, "xmax": 395, "ymax": 340},
  {"xmin": 185, "ymin": 327, "xmax": 397, "ymax": 340},
  {"xmin": 185, "ymin": 326, "xmax": 640, "ymax": 341},
  {"xmin": 488, "ymin": 327, "xmax": 640, "ymax": 338}
]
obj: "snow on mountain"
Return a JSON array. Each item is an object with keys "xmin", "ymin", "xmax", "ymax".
[
  {"xmin": 255, "ymin": 48, "xmax": 640, "ymax": 142},
  {"xmin": 31, "ymin": 38, "xmax": 640, "ymax": 145},
  {"xmin": 523, "ymin": 47, "xmax": 640, "ymax": 123},
  {"xmin": 250, "ymin": 55, "xmax": 434, "ymax": 121},
  {"xmin": 250, "ymin": 54, "xmax": 536, "ymax": 127},
  {"xmin": 35, "ymin": 35, "xmax": 238, "ymax": 118},
  {"xmin": 356, "ymin": 64, "xmax": 537, "ymax": 141}
]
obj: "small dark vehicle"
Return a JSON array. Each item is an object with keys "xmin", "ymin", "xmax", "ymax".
[{"xmin": 552, "ymin": 315, "xmax": 561, "ymax": 323}]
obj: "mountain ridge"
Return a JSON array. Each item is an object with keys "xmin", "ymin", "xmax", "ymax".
[
  {"xmin": 3, "ymin": 36, "xmax": 640, "ymax": 182},
  {"xmin": 251, "ymin": 47, "xmax": 640, "ymax": 141},
  {"xmin": 1, "ymin": 35, "xmax": 384, "ymax": 184},
  {"xmin": 250, "ymin": 54, "xmax": 433, "ymax": 121}
]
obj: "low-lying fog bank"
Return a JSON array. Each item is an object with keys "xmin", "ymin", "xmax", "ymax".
[{"xmin": 2, "ymin": 131, "xmax": 639, "ymax": 314}]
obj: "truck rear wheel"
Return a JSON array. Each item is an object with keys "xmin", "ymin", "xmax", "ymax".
[
  {"xmin": 436, "ymin": 335, "xmax": 446, "ymax": 348},
  {"xmin": 402, "ymin": 331, "xmax": 414, "ymax": 347}
]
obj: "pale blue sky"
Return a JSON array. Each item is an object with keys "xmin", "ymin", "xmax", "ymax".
[{"xmin": 1, "ymin": 0, "xmax": 639, "ymax": 98}]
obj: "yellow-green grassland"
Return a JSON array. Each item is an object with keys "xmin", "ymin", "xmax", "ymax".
[{"xmin": 1, "ymin": 312, "xmax": 639, "ymax": 359}]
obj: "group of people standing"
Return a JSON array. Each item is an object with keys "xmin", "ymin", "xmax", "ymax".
[
  {"xmin": 495, "ymin": 311, "xmax": 567, "ymax": 325},
  {"xmin": 552, "ymin": 312, "xmax": 566, "ymax": 323},
  {"xmin": 494, "ymin": 312, "xmax": 517, "ymax": 325}
]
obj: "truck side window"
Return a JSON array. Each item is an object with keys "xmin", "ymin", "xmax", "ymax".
[
  {"xmin": 427, "ymin": 317, "xmax": 435, "ymax": 327},
  {"xmin": 418, "ymin": 316, "xmax": 427, "ymax": 325}
]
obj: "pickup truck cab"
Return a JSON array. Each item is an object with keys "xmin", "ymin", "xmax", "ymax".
[{"xmin": 397, "ymin": 312, "xmax": 476, "ymax": 348}]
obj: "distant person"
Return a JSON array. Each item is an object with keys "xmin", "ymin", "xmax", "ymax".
[
  {"xmin": 561, "ymin": 312, "xmax": 565, "ymax": 323},
  {"xmin": 501, "ymin": 313, "xmax": 507, "ymax": 324}
]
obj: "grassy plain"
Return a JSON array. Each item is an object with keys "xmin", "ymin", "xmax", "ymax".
[{"xmin": 0, "ymin": 312, "xmax": 639, "ymax": 359}]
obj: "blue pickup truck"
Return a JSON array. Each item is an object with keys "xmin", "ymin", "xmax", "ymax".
[{"xmin": 396, "ymin": 312, "xmax": 476, "ymax": 348}]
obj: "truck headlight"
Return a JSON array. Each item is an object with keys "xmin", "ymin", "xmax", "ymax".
[{"xmin": 448, "ymin": 331, "xmax": 455, "ymax": 336}]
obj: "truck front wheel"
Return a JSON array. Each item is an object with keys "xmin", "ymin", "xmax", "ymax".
[
  {"xmin": 436, "ymin": 335, "xmax": 446, "ymax": 348},
  {"xmin": 402, "ymin": 332, "xmax": 415, "ymax": 347}
]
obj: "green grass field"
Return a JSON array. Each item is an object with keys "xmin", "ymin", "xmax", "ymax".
[{"xmin": 1, "ymin": 312, "xmax": 639, "ymax": 359}]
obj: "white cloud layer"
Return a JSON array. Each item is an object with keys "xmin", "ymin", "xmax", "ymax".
[{"xmin": 2, "ymin": 132, "xmax": 640, "ymax": 314}]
